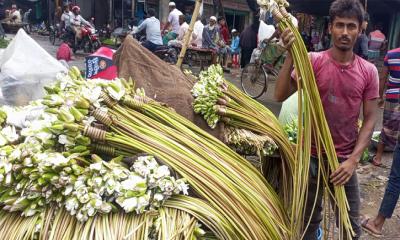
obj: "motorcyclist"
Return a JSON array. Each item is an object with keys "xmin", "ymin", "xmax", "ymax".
[
  {"xmin": 70, "ymin": 6, "xmax": 92, "ymax": 45},
  {"xmin": 133, "ymin": 8, "xmax": 163, "ymax": 52}
]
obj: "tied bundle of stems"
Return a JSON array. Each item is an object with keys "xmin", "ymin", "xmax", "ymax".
[
  {"xmin": 192, "ymin": 65, "xmax": 295, "ymax": 209},
  {"xmin": 259, "ymin": 0, "xmax": 353, "ymax": 238}
]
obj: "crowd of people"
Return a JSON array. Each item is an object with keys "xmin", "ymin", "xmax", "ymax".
[{"xmin": 132, "ymin": 2, "xmax": 241, "ymax": 70}]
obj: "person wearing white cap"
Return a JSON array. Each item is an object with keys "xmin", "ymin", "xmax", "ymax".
[
  {"xmin": 202, "ymin": 16, "xmax": 228, "ymax": 65},
  {"xmin": 228, "ymin": 29, "xmax": 241, "ymax": 67},
  {"xmin": 162, "ymin": 2, "xmax": 183, "ymax": 45}
]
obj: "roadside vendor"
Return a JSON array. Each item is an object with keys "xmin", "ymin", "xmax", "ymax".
[
  {"xmin": 275, "ymin": 0, "xmax": 379, "ymax": 238},
  {"xmin": 9, "ymin": 4, "xmax": 21, "ymax": 23},
  {"xmin": 202, "ymin": 16, "xmax": 228, "ymax": 65}
]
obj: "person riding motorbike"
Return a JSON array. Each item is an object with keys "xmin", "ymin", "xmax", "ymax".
[
  {"xmin": 133, "ymin": 8, "xmax": 163, "ymax": 52},
  {"xmin": 70, "ymin": 6, "xmax": 92, "ymax": 46}
]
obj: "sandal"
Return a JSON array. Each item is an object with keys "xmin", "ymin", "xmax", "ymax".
[{"xmin": 361, "ymin": 217, "xmax": 383, "ymax": 238}]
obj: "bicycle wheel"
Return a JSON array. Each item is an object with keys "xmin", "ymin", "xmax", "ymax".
[{"xmin": 241, "ymin": 63, "xmax": 267, "ymax": 99}]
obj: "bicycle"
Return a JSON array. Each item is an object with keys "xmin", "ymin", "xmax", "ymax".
[
  {"xmin": 241, "ymin": 60, "xmax": 279, "ymax": 99},
  {"xmin": 240, "ymin": 41, "xmax": 284, "ymax": 99}
]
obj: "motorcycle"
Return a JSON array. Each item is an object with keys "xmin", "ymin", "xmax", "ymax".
[{"xmin": 63, "ymin": 24, "xmax": 101, "ymax": 54}]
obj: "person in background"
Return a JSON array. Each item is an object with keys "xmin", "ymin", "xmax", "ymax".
[
  {"xmin": 368, "ymin": 24, "xmax": 386, "ymax": 62},
  {"xmin": 275, "ymin": 0, "xmax": 379, "ymax": 239},
  {"xmin": 229, "ymin": 29, "xmax": 240, "ymax": 55},
  {"xmin": 162, "ymin": 2, "xmax": 183, "ymax": 45},
  {"xmin": 191, "ymin": 16, "xmax": 204, "ymax": 47},
  {"xmin": 134, "ymin": 8, "xmax": 163, "ymax": 52},
  {"xmin": 353, "ymin": 13, "xmax": 369, "ymax": 59},
  {"xmin": 368, "ymin": 48, "xmax": 400, "ymax": 167},
  {"xmin": 202, "ymin": 16, "xmax": 228, "ymax": 66},
  {"xmin": 54, "ymin": 6, "xmax": 62, "ymax": 25},
  {"xmin": 10, "ymin": 4, "xmax": 21, "ymax": 23},
  {"xmin": 56, "ymin": 40, "xmax": 72, "ymax": 62},
  {"xmin": 240, "ymin": 18, "xmax": 259, "ymax": 68},
  {"xmin": 70, "ymin": 5, "xmax": 91, "ymax": 39},
  {"xmin": 61, "ymin": 4, "xmax": 73, "ymax": 30},
  {"xmin": 168, "ymin": 14, "xmax": 189, "ymax": 47},
  {"xmin": 184, "ymin": 6, "xmax": 192, "ymax": 24},
  {"xmin": 229, "ymin": 29, "xmax": 240, "ymax": 67},
  {"xmin": 218, "ymin": 17, "xmax": 230, "ymax": 45},
  {"xmin": 361, "ymin": 50, "xmax": 400, "ymax": 238}
]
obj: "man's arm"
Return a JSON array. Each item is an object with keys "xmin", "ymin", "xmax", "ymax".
[
  {"xmin": 274, "ymin": 28, "xmax": 297, "ymax": 102},
  {"xmin": 330, "ymin": 99, "xmax": 378, "ymax": 186},
  {"xmin": 80, "ymin": 16, "xmax": 91, "ymax": 26},
  {"xmin": 162, "ymin": 15, "xmax": 171, "ymax": 32},
  {"xmin": 136, "ymin": 19, "xmax": 147, "ymax": 33}
]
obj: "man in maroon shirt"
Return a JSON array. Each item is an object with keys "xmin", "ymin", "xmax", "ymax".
[{"xmin": 275, "ymin": 0, "xmax": 379, "ymax": 239}]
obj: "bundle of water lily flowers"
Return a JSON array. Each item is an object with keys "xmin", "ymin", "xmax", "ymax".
[{"xmin": 0, "ymin": 67, "xmax": 292, "ymax": 239}]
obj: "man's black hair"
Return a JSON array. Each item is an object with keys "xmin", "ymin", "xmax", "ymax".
[
  {"xmin": 329, "ymin": 0, "xmax": 364, "ymax": 25},
  {"xmin": 147, "ymin": 8, "xmax": 156, "ymax": 17},
  {"xmin": 363, "ymin": 12, "xmax": 370, "ymax": 22}
]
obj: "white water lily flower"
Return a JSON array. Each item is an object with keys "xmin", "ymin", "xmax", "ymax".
[
  {"xmin": 86, "ymin": 86, "xmax": 102, "ymax": 103},
  {"xmin": 64, "ymin": 185, "xmax": 74, "ymax": 195},
  {"xmin": 153, "ymin": 193, "xmax": 164, "ymax": 201},
  {"xmin": 120, "ymin": 174, "xmax": 146, "ymax": 191},
  {"xmin": 136, "ymin": 195, "xmax": 150, "ymax": 213},
  {"xmin": 76, "ymin": 210, "xmax": 88, "ymax": 222},
  {"xmin": 9, "ymin": 148, "xmax": 22, "ymax": 160},
  {"xmin": 154, "ymin": 165, "xmax": 170, "ymax": 179},
  {"xmin": 106, "ymin": 80, "xmax": 125, "ymax": 101},
  {"xmin": 3, "ymin": 162, "xmax": 12, "ymax": 173},
  {"xmin": 58, "ymin": 135, "xmax": 74, "ymax": 146},
  {"xmin": 82, "ymin": 116, "xmax": 95, "ymax": 126},
  {"xmin": 100, "ymin": 202, "xmax": 112, "ymax": 213},
  {"xmin": 0, "ymin": 134, "xmax": 7, "ymax": 146},
  {"xmin": 1, "ymin": 126, "xmax": 19, "ymax": 142},
  {"xmin": 175, "ymin": 179, "xmax": 189, "ymax": 195},
  {"xmin": 118, "ymin": 197, "xmax": 138, "ymax": 213},
  {"xmin": 90, "ymin": 162, "xmax": 102, "ymax": 171}
]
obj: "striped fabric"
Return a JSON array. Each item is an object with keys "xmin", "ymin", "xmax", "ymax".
[
  {"xmin": 369, "ymin": 30, "xmax": 386, "ymax": 51},
  {"xmin": 368, "ymin": 30, "xmax": 386, "ymax": 60},
  {"xmin": 384, "ymin": 48, "xmax": 400, "ymax": 102}
]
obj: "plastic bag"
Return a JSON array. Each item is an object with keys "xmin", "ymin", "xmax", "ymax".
[{"xmin": 0, "ymin": 29, "xmax": 67, "ymax": 106}]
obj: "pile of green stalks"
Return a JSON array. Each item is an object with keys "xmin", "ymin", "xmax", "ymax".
[
  {"xmin": 258, "ymin": 0, "xmax": 353, "ymax": 238},
  {"xmin": 192, "ymin": 65, "xmax": 295, "ymax": 213},
  {"xmin": 0, "ymin": 68, "xmax": 292, "ymax": 239}
]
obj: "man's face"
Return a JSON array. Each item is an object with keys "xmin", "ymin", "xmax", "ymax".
[
  {"xmin": 209, "ymin": 20, "xmax": 216, "ymax": 26},
  {"xmin": 169, "ymin": 6, "xmax": 174, "ymax": 12},
  {"xmin": 179, "ymin": 16, "xmax": 185, "ymax": 25},
  {"xmin": 219, "ymin": 19, "xmax": 226, "ymax": 26},
  {"xmin": 329, "ymin": 17, "xmax": 361, "ymax": 51}
]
